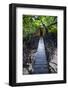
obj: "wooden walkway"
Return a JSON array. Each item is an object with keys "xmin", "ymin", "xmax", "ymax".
[{"xmin": 33, "ymin": 37, "xmax": 49, "ymax": 74}]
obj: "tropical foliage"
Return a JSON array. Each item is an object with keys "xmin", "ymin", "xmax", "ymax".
[
  {"xmin": 23, "ymin": 15, "xmax": 57, "ymax": 40},
  {"xmin": 23, "ymin": 15, "xmax": 57, "ymax": 74}
]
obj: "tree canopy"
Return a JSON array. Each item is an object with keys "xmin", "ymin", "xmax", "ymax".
[{"xmin": 23, "ymin": 15, "xmax": 57, "ymax": 40}]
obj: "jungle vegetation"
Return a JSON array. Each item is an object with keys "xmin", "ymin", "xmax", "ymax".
[
  {"xmin": 23, "ymin": 15, "xmax": 57, "ymax": 74},
  {"xmin": 23, "ymin": 15, "xmax": 57, "ymax": 41}
]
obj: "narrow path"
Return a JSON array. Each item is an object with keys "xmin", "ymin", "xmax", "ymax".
[{"xmin": 33, "ymin": 37, "xmax": 49, "ymax": 74}]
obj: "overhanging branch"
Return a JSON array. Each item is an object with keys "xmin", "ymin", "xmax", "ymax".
[{"xmin": 47, "ymin": 22, "xmax": 57, "ymax": 27}]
